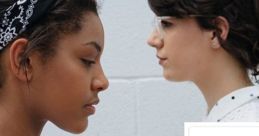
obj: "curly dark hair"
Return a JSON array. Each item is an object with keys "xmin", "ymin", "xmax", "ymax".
[
  {"xmin": 0, "ymin": 0, "xmax": 98, "ymax": 87},
  {"xmin": 148, "ymin": 0, "xmax": 259, "ymax": 80}
]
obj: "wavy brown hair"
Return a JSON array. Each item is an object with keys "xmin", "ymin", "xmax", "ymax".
[{"xmin": 148, "ymin": 0, "xmax": 259, "ymax": 81}]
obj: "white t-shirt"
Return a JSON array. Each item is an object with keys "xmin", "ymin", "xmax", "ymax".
[{"xmin": 203, "ymin": 86, "xmax": 259, "ymax": 122}]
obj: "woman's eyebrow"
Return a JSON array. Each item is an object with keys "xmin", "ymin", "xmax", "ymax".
[{"xmin": 83, "ymin": 41, "xmax": 102, "ymax": 53}]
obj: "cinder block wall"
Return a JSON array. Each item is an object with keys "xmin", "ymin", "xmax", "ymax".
[{"xmin": 42, "ymin": 0, "xmax": 207, "ymax": 136}]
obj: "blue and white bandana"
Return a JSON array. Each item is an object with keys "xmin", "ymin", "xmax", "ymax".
[{"xmin": 0, "ymin": 0, "xmax": 55, "ymax": 50}]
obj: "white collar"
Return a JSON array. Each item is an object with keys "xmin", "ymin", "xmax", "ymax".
[{"xmin": 206, "ymin": 86, "xmax": 259, "ymax": 122}]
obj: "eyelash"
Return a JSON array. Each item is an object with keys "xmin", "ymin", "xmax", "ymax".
[
  {"xmin": 160, "ymin": 20, "xmax": 173, "ymax": 29},
  {"xmin": 81, "ymin": 59, "xmax": 96, "ymax": 68}
]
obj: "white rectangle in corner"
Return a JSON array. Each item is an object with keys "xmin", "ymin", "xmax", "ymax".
[{"xmin": 185, "ymin": 122, "xmax": 259, "ymax": 136}]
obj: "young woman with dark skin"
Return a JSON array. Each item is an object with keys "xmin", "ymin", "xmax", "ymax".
[
  {"xmin": 147, "ymin": 0, "xmax": 259, "ymax": 122},
  {"xmin": 0, "ymin": 0, "xmax": 108, "ymax": 135}
]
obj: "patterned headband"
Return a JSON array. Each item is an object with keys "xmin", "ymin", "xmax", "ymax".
[{"xmin": 0, "ymin": 0, "xmax": 55, "ymax": 50}]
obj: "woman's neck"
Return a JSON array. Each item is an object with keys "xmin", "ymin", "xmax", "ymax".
[
  {"xmin": 194, "ymin": 52, "xmax": 253, "ymax": 113},
  {"xmin": 197, "ymin": 72, "xmax": 252, "ymax": 113},
  {"xmin": 0, "ymin": 87, "xmax": 46, "ymax": 136}
]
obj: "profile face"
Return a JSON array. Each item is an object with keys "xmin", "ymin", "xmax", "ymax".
[
  {"xmin": 28, "ymin": 12, "xmax": 109, "ymax": 133},
  {"xmin": 147, "ymin": 17, "xmax": 213, "ymax": 82}
]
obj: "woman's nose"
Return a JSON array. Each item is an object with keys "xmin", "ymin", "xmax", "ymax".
[
  {"xmin": 147, "ymin": 30, "xmax": 163, "ymax": 49},
  {"xmin": 91, "ymin": 69, "xmax": 109, "ymax": 92}
]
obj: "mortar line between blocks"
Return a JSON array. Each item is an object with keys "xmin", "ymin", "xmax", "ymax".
[{"xmin": 108, "ymin": 76, "xmax": 165, "ymax": 82}]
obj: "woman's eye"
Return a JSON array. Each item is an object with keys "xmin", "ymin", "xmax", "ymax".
[
  {"xmin": 160, "ymin": 20, "xmax": 173, "ymax": 28},
  {"xmin": 81, "ymin": 59, "xmax": 96, "ymax": 68}
]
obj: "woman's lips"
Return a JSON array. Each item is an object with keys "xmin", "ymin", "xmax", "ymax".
[
  {"xmin": 157, "ymin": 55, "xmax": 167, "ymax": 65},
  {"xmin": 83, "ymin": 100, "xmax": 99, "ymax": 115},
  {"xmin": 83, "ymin": 105, "xmax": 96, "ymax": 115},
  {"xmin": 159, "ymin": 59, "xmax": 167, "ymax": 65}
]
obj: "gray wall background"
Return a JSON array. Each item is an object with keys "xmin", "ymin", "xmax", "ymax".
[{"xmin": 41, "ymin": 0, "xmax": 207, "ymax": 136}]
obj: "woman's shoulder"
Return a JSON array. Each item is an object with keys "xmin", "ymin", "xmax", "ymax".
[
  {"xmin": 220, "ymin": 98, "xmax": 259, "ymax": 122},
  {"xmin": 204, "ymin": 85, "xmax": 259, "ymax": 122}
]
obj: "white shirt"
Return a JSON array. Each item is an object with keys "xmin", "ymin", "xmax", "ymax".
[{"xmin": 203, "ymin": 86, "xmax": 259, "ymax": 122}]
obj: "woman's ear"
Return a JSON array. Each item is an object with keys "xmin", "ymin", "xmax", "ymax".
[
  {"xmin": 9, "ymin": 38, "xmax": 32, "ymax": 82},
  {"xmin": 210, "ymin": 16, "xmax": 229, "ymax": 49},
  {"xmin": 215, "ymin": 16, "xmax": 229, "ymax": 41}
]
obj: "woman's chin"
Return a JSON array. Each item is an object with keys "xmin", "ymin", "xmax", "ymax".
[
  {"xmin": 163, "ymin": 70, "xmax": 176, "ymax": 81},
  {"xmin": 69, "ymin": 126, "xmax": 87, "ymax": 134},
  {"xmin": 58, "ymin": 119, "xmax": 88, "ymax": 134},
  {"xmin": 163, "ymin": 71, "xmax": 185, "ymax": 82}
]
